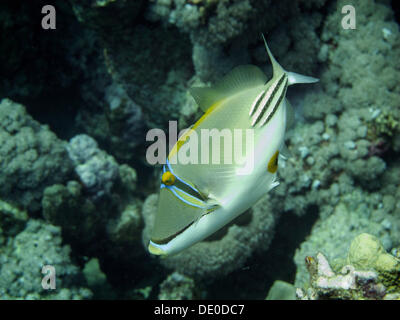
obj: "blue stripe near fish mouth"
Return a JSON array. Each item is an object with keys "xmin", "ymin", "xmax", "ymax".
[
  {"xmin": 164, "ymin": 159, "xmax": 200, "ymax": 194},
  {"xmin": 161, "ymin": 185, "xmax": 206, "ymax": 209},
  {"xmin": 161, "ymin": 159, "xmax": 207, "ymax": 209}
]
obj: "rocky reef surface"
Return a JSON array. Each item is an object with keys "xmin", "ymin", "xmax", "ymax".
[
  {"xmin": 0, "ymin": 0, "xmax": 399, "ymax": 299},
  {"xmin": 296, "ymin": 233, "xmax": 400, "ymax": 300}
]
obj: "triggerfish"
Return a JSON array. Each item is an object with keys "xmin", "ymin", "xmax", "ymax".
[{"xmin": 148, "ymin": 35, "xmax": 318, "ymax": 255}]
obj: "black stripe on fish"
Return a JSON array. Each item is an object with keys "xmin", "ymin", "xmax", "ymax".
[
  {"xmin": 259, "ymin": 77, "xmax": 288, "ymax": 127},
  {"xmin": 173, "ymin": 179, "xmax": 206, "ymax": 202},
  {"xmin": 251, "ymin": 74, "xmax": 286, "ymax": 126},
  {"xmin": 249, "ymin": 90, "xmax": 266, "ymax": 117}
]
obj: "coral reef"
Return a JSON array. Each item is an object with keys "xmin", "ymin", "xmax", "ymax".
[
  {"xmin": 0, "ymin": 220, "xmax": 92, "ymax": 299},
  {"xmin": 43, "ymin": 134, "xmax": 143, "ymax": 261},
  {"xmin": 320, "ymin": 0, "xmax": 400, "ymax": 152},
  {"xmin": 68, "ymin": 0, "xmax": 328, "ymax": 136},
  {"xmin": 296, "ymin": 234, "xmax": 400, "ymax": 300},
  {"xmin": 271, "ymin": 0, "xmax": 400, "ymax": 290},
  {"xmin": 0, "ymin": 200, "xmax": 28, "ymax": 240},
  {"xmin": 158, "ymin": 272, "xmax": 198, "ymax": 300},
  {"xmin": 102, "ymin": 83, "xmax": 145, "ymax": 159},
  {"xmin": 347, "ymin": 233, "xmax": 400, "ymax": 292},
  {"xmin": 70, "ymin": 0, "xmax": 194, "ymax": 129},
  {"xmin": 42, "ymin": 181, "xmax": 99, "ymax": 248},
  {"xmin": 0, "ymin": 0, "xmax": 399, "ymax": 300},
  {"xmin": 76, "ymin": 78, "xmax": 147, "ymax": 162},
  {"xmin": 293, "ymin": 184, "xmax": 399, "ymax": 288},
  {"xmin": 67, "ymin": 134, "xmax": 120, "ymax": 201},
  {"xmin": 0, "ymin": 99, "xmax": 72, "ymax": 212},
  {"xmin": 266, "ymin": 280, "xmax": 296, "ymax": 300}
]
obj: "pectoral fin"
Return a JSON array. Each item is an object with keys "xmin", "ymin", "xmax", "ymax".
[{"xmin": 190, "ymin": 65, "xmax": 267, "ymax": 112}]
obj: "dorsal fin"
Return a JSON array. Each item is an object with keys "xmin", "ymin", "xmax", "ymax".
[
  {"xmin": 262, "ymin": 33, "xmax": 319, "ymax": 86},
  {"xmin": 190, "ymin": 65, "xmax": 267, "ymax": 112},
  {"xmin": 262, "ymin": 33, "xmax": 285, "ymax": 79}
]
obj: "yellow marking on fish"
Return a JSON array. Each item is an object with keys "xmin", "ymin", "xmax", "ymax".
[
  {"xmin": 148, "ymin": 242, "xmax": 165, "ymax": 255},
  {"xmin": 168, "ymin": 99, "xmax": 225, "ymax": 159},
  {"xmin": 173, "ymin": 187, "xmax": 206, "ymax": 208},
  {"xmin": 162, "ymin": 171, "xmax": 176, "ymax": 186},
  {"xmin": 267, "ymin": 150, "xmax": 279, "ymax": 173}
]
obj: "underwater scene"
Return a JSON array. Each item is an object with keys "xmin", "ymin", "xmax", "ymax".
[{"xmin": 0, "ymin": 0, "xmax": 399, "ymax": 300}]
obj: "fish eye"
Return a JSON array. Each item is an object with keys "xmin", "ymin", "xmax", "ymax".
[
  {"xmin": 267, "ymin": 150, "xmax": 279, "ymax": 173},
  {"xmin": 162, "ymin": 171, "xmax": 176, "ymax": 186}
]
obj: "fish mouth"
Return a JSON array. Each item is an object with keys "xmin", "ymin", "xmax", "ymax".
[
  {"xmin": 148, "ymin": 218, "xmax": 200, "ymax": 255},
  {"xmin": 148, "ymin": 241, "xmax": 167, "ymax": 255},
  {"xmin": 149, "ymin": 209, "xmax": 217, "ymax": 255}
]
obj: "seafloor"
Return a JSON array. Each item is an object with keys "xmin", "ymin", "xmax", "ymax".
[{"xmin": 0, "ymin": 0, "xmax": 399, "ymax": 299}]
